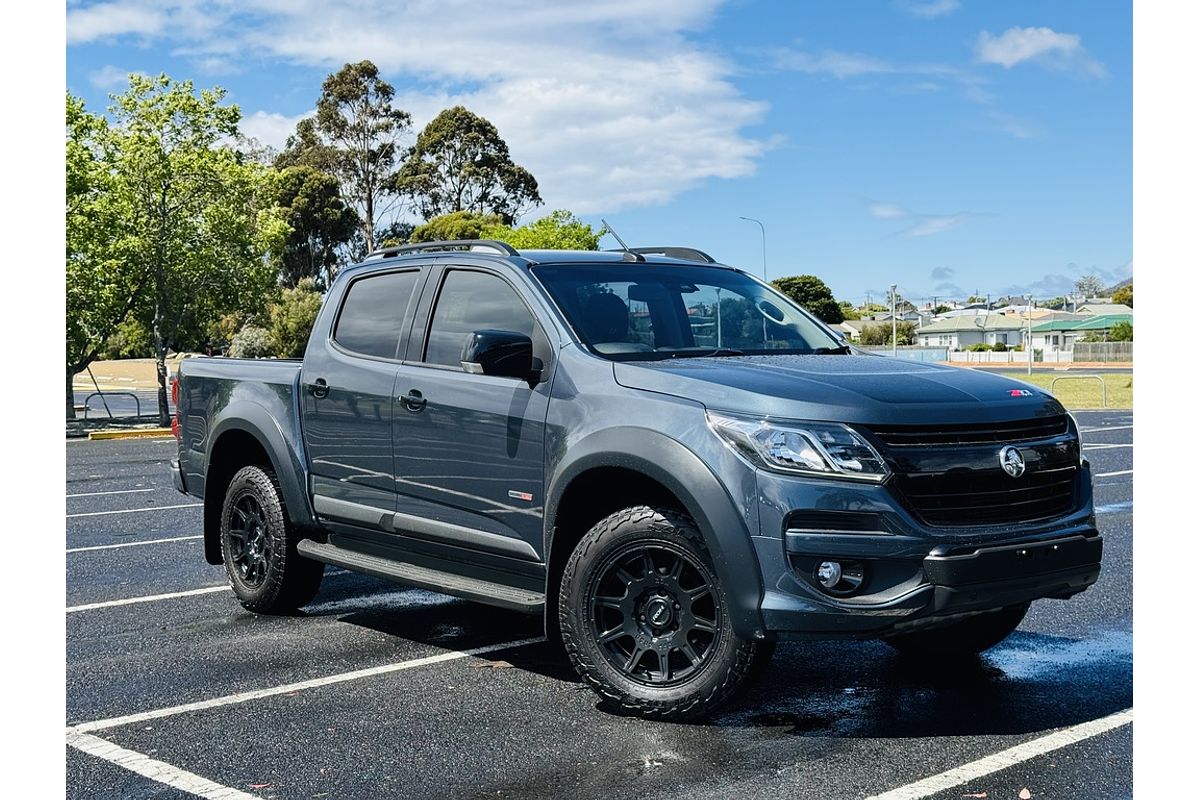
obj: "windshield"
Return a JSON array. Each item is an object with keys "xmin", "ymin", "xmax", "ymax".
[{"xmin": 531, "ymin": 263, "xmax": 843, "ymax": 360}]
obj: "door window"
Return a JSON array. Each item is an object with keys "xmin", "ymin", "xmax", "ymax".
[
  {"xmin": 424, "ymin": 270, "xmax": 537, "ymax": 367},
  {"xmin": 333, "ymin": 270, "xmax": 421, "ymax": 359}
]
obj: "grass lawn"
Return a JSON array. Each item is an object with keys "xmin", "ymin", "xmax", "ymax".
[{"xmin": 997, "ymin": 371, "xmax": 1133, "ymax": 409}]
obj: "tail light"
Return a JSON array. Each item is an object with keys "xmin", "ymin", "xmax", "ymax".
[{"xmin": 170, "ymin": 373, "xmax": 181, "ymax": 439}]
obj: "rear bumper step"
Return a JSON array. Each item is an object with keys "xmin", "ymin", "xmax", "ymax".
[{"xmin": 296, "ymin": 539, "xmax": 544, "ymax": 614}]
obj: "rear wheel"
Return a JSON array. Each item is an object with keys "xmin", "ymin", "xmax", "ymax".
[
  {"xmin": 559, "ymin": 505, "xmax": 771, "ymax": 721},
  {"xmin": 220, "ymin": 465, "xmax": 323, "ymax": 613},
  {"xmin": 886, "ymin": 603, "xmax": 1030, "ymax": 658}
]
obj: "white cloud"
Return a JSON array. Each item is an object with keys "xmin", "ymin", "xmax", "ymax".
[
  {"xmin": 87, "ymin": 65, "xmax": 145, "ymax": 90},
  {"xmin": 869, "ymin": 203, "xmax": 908, "ymax": 220},
  {"xmin": 67, "ymin": 0, "xmax": 768, "ymax": 214},
  {"xmin": 893, "ymin": 0, "xmax": 960, "ymax": 19},
  {"xmin": 976, "ymin": 27, "xmax": 1106, "ymax": 77},
  {"xmin": 773, "ymin": 49, "xmax": 897, "ymax": 78},
  {"xmin": 906, "ymin": 212, "xmax": 973, "ymax": 237},
  {"xmin": 238, "ymin": 110, "xmax": 311, "ymax": 151},
  {"xmin": 66, "ymin": 2, "xmax": 165, "ymax": 44}
]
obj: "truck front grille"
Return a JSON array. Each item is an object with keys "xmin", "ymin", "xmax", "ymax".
[
  {"xmin": 869, "ymin": 415, "xmax": 1069, "ymax": 447},
  {"xmin": 891, "ymin": 465, "xmax": 1078, "ymax": 526}
]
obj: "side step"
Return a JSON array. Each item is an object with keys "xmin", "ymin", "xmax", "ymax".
[{"xmin": 297, "ymin": 539, "xmax": 544, "ymax": 614}]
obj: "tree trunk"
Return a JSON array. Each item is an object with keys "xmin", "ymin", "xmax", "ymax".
[
  {"xmin": 153, "ymin": 262, "xmax": 170, "ymax": 426},
  {"xmin": 66, "ymin": 366, "xmax": 77, "ymax": 420}
]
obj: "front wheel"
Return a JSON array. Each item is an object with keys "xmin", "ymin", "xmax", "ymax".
[
  {"xmin": 885, "ymin": 603, "xmax": 1030, "ymax": 659},
  {"xmin": 558, "ymin": 506, "xmax": 771, "ymax": 721},
  {"xmin": 220, "ymin": 465, "xmax": 323, "ymax": 613}
]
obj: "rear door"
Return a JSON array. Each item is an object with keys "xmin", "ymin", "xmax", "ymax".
[
  {"xmin": 300, "ymin": 266, "xmax": 425, "ymax": 534},
  {"xmin": 390, "ymin": 264, "xmax": 553, "ymax": 566}
]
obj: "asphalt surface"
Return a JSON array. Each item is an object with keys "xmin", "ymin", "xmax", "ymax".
[{"xmin": 65, "ymin": 412, "xmax": 1133, "ymax": 799}]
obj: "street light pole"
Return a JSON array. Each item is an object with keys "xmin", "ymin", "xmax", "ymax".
[
  {"xmin": 890, "ymin": 284, "xmax": 898, "ymax": 358},
  {"xmin": 738, "ymin": 216, "xmax": 767, "ymax": 280},
  {"xmin": 1027, "ymin": 294, "xmax": 1034, "ymax": 376}
]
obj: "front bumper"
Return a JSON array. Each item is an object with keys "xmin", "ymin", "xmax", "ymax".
[{"xmin": 751, "ymin": 463, "xmax": 1102, "ymax": 639}]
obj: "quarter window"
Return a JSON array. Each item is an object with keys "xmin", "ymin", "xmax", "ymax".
[
  {"xmin": 425, "ymin": 270, "xmax": 537, "ymax": 367},
  {"xmin": 333, "ymin": 270, "xmax": 420, "ymax": 359}
]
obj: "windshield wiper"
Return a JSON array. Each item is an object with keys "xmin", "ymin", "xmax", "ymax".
[
  {"xmin": 669, "ymin": 347, "xmax": 745, "ymax": 358},
  {"xmin": 810, "ymin": 345, "xmax": 852, "ymax": 355}
]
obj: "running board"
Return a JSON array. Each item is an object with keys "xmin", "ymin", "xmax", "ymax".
[{"xmin": 297, "ymin": 539, "xmax": 544, "ymax": 614}]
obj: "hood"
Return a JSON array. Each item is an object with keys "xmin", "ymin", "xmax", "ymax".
[{"xmin": 613, "ymin": 353, "xmax": 1064, "ymax": 425}]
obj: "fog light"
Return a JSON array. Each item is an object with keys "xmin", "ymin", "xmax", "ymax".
[{"xmin": 816, "ymin": 561, "xmax": 842, "ymax": 589}]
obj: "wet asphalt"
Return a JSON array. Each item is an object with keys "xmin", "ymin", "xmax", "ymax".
[{"xmin": 65, "ymin": 410, "xmax": 1133, "ymax": 799}]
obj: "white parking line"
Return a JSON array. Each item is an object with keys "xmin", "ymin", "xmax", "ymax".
[
  {"xmin": 66, "ymin": 730, "xmax": 255, "ymax": 800},
  {"xmin": 865, "ymin": 708, "xmax": 1133, "ymax": 800},
  {"xmin": 71, "ymin": 636, "xmax": 546, "ymax": 733},
  {"xmin": 1079, "ymin": 425, "xmax": 1134, "ymax": 434},
  {"xmin": 67, "ymin": 585, "xmax": 227, "ymax": 613},
  {"xmin": 67, "ymin": 535, "xmax": 203, "ymax": 553},
  {"xmin": 67, "ymin": 488, "xmax": 157, "ymax": 498},
  {"xmin": 1083, "ymin": 443, "xmax": 1133, "ymax": 450},
  {"xmin": 67, "ymin": 503, "xmax": 201, "ymax": 519},
  {"xmin": 1095, "ymin": 470, "xmax": 1133, "ymax": 478}
]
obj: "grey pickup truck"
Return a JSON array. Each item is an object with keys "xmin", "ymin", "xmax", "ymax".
[{"xmin": 172, "ymin": 240, "xmax": 1102, "ymax": 720}]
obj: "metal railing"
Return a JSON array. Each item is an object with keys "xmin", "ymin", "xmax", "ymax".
[
  {"xmin": 1050, "ymin": 375, "xmax": 1108, "ymax": 408},
  {"xmin": 82, "ymin": 391, "xmax": 142, "ymax": 419}
]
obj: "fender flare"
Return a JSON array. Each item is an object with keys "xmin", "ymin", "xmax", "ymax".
[{"xmin": 545, "ymin": 428, "xmax": 767, "ymax": 640}]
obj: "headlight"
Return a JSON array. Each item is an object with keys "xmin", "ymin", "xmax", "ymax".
[{"xmin": 706, "ymin": 411, "xmax": 891, "ymax": 482}]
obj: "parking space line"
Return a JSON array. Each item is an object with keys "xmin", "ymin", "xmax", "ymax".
[
  {"xmin": 1079, "ymin": 425, "xmax": 1134, "ymax": 434},
  {"xmin": 67, "ymin": 488, "xmax": 157, "ymax": 498},
  {"xmin": 66, "ymin": 730, "xmax": 256, "ymax": 800},
  {"xmin": 68, "ymin": 503, "xmax": 202, "ymax": 519},
  {"xmin": 864, "ymin": 708, "xmax": 1133, "ymax": 800},
  {"xmin": 67, "ymin": 535, "xmax": 203, "ymax": 553},
  {"xmin": 1083, "ymin": 443, "xmax": 1133, "ymax": 450},
  {"xmin": 70, "ymin": 636, "xmax": 545, "ymax": 734},
  {"xmin": 67, "ymin": 585, "xmax": 227, "ymax": 613},
  {"xmin": 1095, "ymin": 470, "xmax": 1133, "ymax": 478}
]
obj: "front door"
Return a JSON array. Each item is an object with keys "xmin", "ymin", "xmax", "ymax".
[{"xmin": 391, "ymin": 266, "xmax": 551, "ymax": 565}]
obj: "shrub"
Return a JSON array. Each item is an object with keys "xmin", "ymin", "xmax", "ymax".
[
  {"xmin": 1109, "ymin": 320, "xmax": 1133, "ymax": 341},
  {"xmin": 967, "ymin": 343, "xmax": 992, "ymax": 352},
  {"xmin": 228, "ymin": 325, "xmax": 274, "ymax": 358},
  {"xmin": 100, "ymin": 318, "xmax": 153, "ymax": 360},
  {"xmin": 269, "ymin": 279, "xmax": 323, "ymax": 357},
  {"xmin": 992, "ymin": 342, "xmax": 1008, "ymax": 352}
]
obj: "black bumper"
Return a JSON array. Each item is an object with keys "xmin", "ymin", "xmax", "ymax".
[{"xmin": 761, "ymin": 531, "xmax": 1102, "ymax": 638}]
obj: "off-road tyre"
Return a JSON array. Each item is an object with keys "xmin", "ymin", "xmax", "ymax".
[
  {"xmin": 559, "ymin": 505, "xmax": 772, "ymax": 721},
  {"xmin": 886, "ymin": 603, "xmax": 1030, "ymax": 659},
  {"xmin": 220, "ymin": 465, "xmax": 323, "ymax": 613}
]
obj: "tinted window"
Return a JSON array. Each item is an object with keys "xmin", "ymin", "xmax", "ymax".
[
  {"xmin": 333, "ymin": 270, "xmax": 420, "ymax": 358},
  {"xmin": 425, "ymin": 270, "xmax": 536, "ymax": 367}
]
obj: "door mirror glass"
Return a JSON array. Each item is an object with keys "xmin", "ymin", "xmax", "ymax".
[{"xmin": 461, "ymin": 329, "xmax": 539, "ymax": 380}]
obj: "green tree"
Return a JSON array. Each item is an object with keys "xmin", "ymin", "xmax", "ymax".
[
  {"xmin": 393, "ymin": 106, "xmax": 541, "ymax": 225},
  {"xmin": 271, "ymin": 165, "xmax": 358, "ymax": 289},
  {"xmin": 838, "ymin": 301, "xmax": 862, "ymax": 320},
  {"xmin": 409, "ymin": 210, "xmax": 504, "ymax": 243},
  {"xmin": 269, "ymin": 279, "xmax": 324, "ymax": 357},
  {"xmin": 482, "ymin": 210, "xmax": 602, "ymax": 249},
  {"xmin": 66, "ymin": 92, "xmax": 144, "ymax": 419},
  {"xmin": 106, "ymin": 74, "xmax": 282, "ymax": 424},
  {"xmin": 933, "ymin": 304, "xmax": 951, "ymax": 315},
  {"xmin": 770, "ymin": 275, "xmax": 844, "ymax": 323},
  {"xmin": 1112, "ymin": 283, "xmax": 1133, "ymax": 307},
  {"xmin": 279, "ymin": 61, "xmax": 411, "ymax": 254},
  {"xmin": 859, "ymin": 322, "xmax": 916, "ymax": 346},
  {"xmin": 1109, "ymin": 320, "xmax": 1133, "ymax": 341}
]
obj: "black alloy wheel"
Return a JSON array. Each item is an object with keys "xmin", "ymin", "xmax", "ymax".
[
  {"xmin": 226, "ymin": 491, "xmax": 271, "ymax": 588},
  {"xmin": 589, "ymin": 543, "xmax": 721, "ymax": 686}
]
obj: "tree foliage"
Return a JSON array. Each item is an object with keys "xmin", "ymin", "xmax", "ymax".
[
  {"xmin": 104, "ymin": 74, "xmax": 282, "ymax": 423},
  {"xmin": 66, "ymin": 92, "xmax": 143, "ymax": 418},
  {"xmin": 1111, "ymin": 283, "xmax": 1133, "ymax": 307},
  {"xmin": 1074, "ymin": 274, "xmax": 1107, "ymax": 298},
  {"xmin": 483, "ymin": 210, "xmax": 602, "ymax": 250},
  {"xmin": 1109, "ymin": 320, "xmax": 1133, "ymax": 341},
  {"xmin": 770, "ymin": 275, "xmax": 844, "ymax": 323},
  {"xmin": 393, "ymin": 106, "xmax": 541, "ymax": 225},
  {"xmin": 271, "ymin": 165, "xmax": 358, "ymax": 289},
  {"xmin": 268, "ymin": 279, "xmax": 324, "ymax": 357},
  {"xmin": 409, "ymin": 210, "xmax": 504, "ymax": 243},
  {"xmin": 859, "ymin": 322, "xmax": 916, "ymax": 346},
  {"xmin": 278, "ymin": 61, "xmax": 411, "ymax": 254}
]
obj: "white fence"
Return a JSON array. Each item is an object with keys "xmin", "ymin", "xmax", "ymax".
[{"xmin": 947, "ymin": 350, "xmax": 1075, "ymax": 364}]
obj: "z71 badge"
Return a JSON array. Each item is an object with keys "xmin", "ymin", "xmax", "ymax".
[{"xmin": 1009, "ymin": 389, "xmax": 1034, "ymax": 397}]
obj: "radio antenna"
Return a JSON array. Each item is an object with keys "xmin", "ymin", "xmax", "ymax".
[{"xmin": 601, "ymin": 219, "xmax": 645, "ymax": 262}]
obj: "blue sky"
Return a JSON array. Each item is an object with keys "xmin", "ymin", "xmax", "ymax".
[{"xmin": 65, "ymin": 0, "xmax": 1131, "ymax": 305}]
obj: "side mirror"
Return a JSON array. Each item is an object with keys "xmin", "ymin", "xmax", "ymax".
[{"xmin": 461, "ymin": 330, "xmax": 542, "ymax": 382}]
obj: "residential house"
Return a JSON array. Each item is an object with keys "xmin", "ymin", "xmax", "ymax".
[
  {"xmin": 915, "ymin": 316, "xmax": 1026, "ymax": 349},
  {"xmin": 1029, "ymin": 314, "xmax": 1133, "ymax": 353},
  {"xmin": 1077, "ymin": 303, "xmax": 1133, "ymax": 316}
]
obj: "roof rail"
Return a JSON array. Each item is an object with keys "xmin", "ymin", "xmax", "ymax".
[
  {"xmin": 366, "ymin": 239, "xmax": 521, "ymax": 260},
  {"xmin": 609, "ymin": 246, "xmax": 718, "ymax": 264}
]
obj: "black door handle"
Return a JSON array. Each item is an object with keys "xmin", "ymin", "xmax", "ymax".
[
  {"xmin": 308, "ymin": 378, "xmax": 329, "ymax": 399},
  {"xmin": 400, "ymin": 389, "xmax": 426, "ymax": 412}
]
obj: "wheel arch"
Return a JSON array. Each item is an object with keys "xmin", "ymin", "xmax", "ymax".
[{"xmin": 544, "ymin": 428, "xmax": 766, "ymax": 641}]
